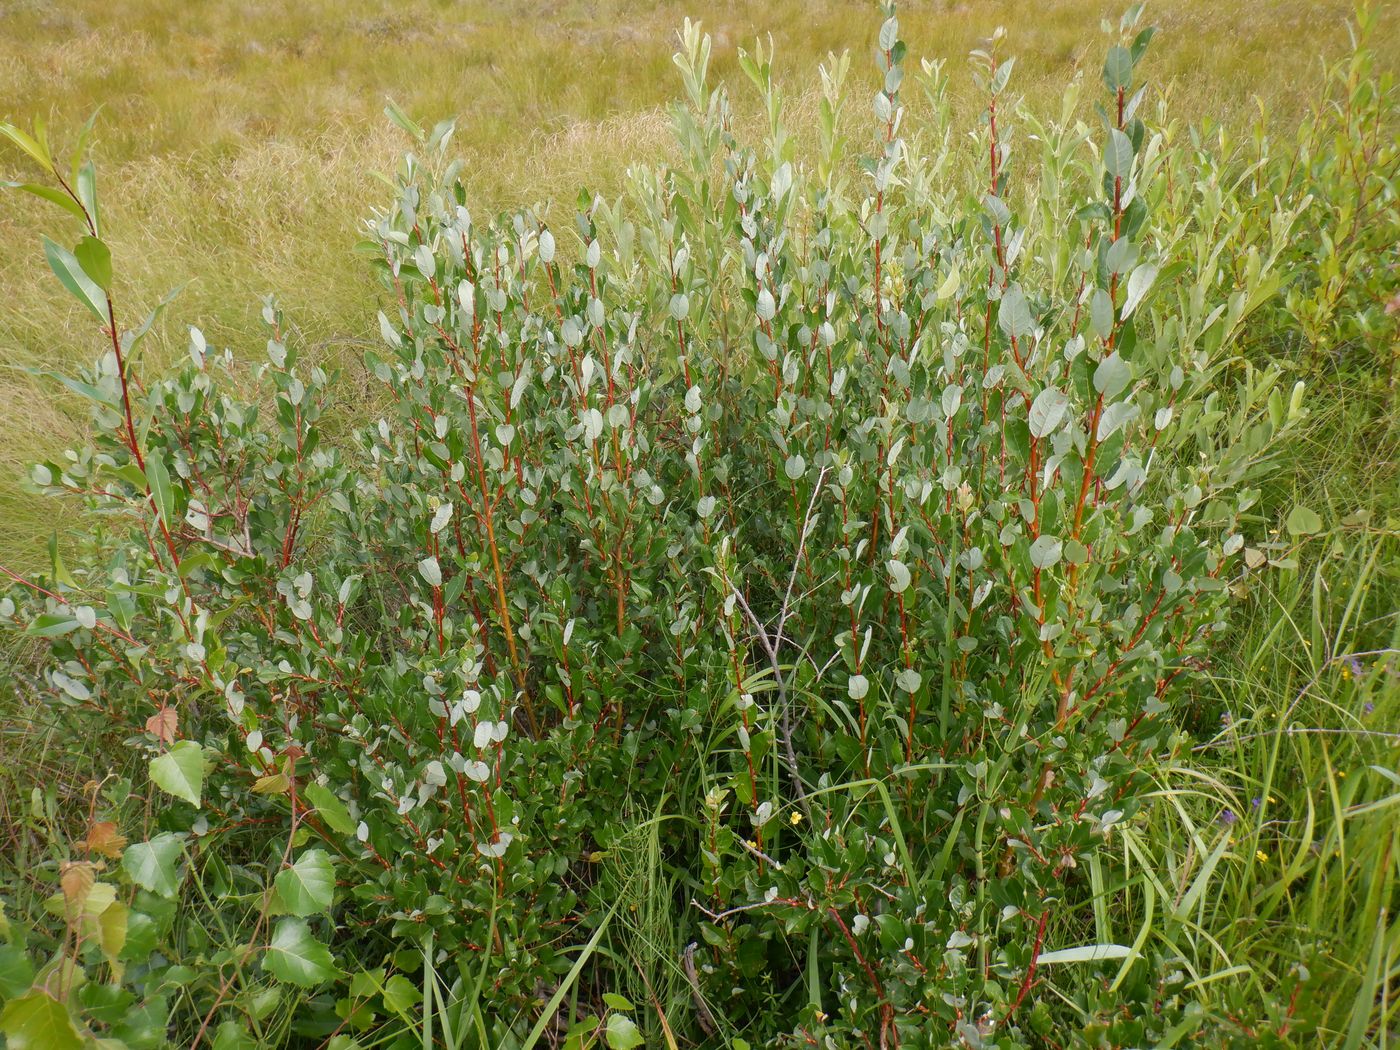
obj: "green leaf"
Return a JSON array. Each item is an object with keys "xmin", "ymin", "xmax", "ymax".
[
  {"xmin": 0, "ymin": 122, "xmax": 52, "ymax": 168},
  {"xmin": 601, "ymin": 993, "xmax": 635, "ymax": 1012},
  {"xmin": 71, "ymin": 107, "xmax": 103, "ymax": 185},
  {"xmin": 1285, "ymin": 505, "xmax": 1323, "ymax": 536},
  {"xmin": 604, "ymin": 1014, "xmax": 644, "ymax": 1050},
  {"xmin": 1105, "ymin": 236, "xmax": 1138, "ymax": 275},
  {"xmin": 349, "ymin": 968, "xmax": 385, "ymax": 998},
  {"xmin": 1093, "ymin": 353, "xmax": 1132, "ymax": 399},
  {"xmin": 1029, "ymin": 535, "xmax": 1063, "ymax": 570},
  {"xmin": 92, "ymin": 900, "xmax": 128, "ymax": 966},
  {"xmin": 74, "ymin": 235, "xmax": 112, "ymax": 291},
  {"xmin": 43, "ymin": 237, "xmax": 107, "ymax": 321},
  {"xmin": 382, "ymin": 973, "xmax": 419, "ymax": 1014},
  {"xmin": 1121, "ymin": 262, "xmax": 1158, "ymax": 318},
  {"xmin": 1089, "ymin": 287, "xmax": 1114, "ymax": 339},
  {"xmin": 77, "ymin": 983, "xmax": 134, "ymax": 1026},
  {"xmin": 1037, "ymin": 943, "xmax": 1132, "ymax": 965},
  {"xmin": 3, "ymin": 182, "xmax": 85, "ymax": 220},
  {"xmin": 47, "ymin": 531, "xmax": 78, "ymax": 588},
  {"xmin": 1104, "ymin": 129, "xmax": 1134, "ymax": 179},
  {"xmin": 0, "ymin": 944, "xmax": 35, "ymax": 999},
  {"xmin": 120, "ymin": 912, "xmax": 158, "ymax": 963},
  {"xmin": 0, "ymin": 990, "xmax": 84, "ymax": 1050},
  {"xmin": 26, "ymin": 613, "xmax": 80, "ymax": 638},
  {"xmin": 262, "ymin": 919, "xmax": 340, "ymax": 987},
  {"xmin": 1102, "ymin": 45, "xmax": 1133, "ymax": 92},
  {"xmin": 149, "ymin": 740, "xmax": 204, "ymax": 807},
  {"xmin": 1130, "ymin": 26, "xmax": 1157, "ymax": 65},
  {"xmin": 303, "ymin": 782, "xmax": 356, "ymax": 836},
  {"xmin": 274, "ymin": 850, "xmax": 336, "ymax": 916},
  {"xmin": 76, "ymin": 162, "xmax": 100, "ymax": 237},
  {"xmin": 212, "ymin": 1022, "xmax": 258, "ymax": 1050},
  {"xmin": 145, "ymin": 456, "xmax": 176, "ymax": 528},
  {"xmin": 992, "ymin": 56, "xmax": 1015, "ymax": 94},
  {"xmin": 935, "ymin": 264, "xmax": 960, "ymax": 300},
  {"xmin": 111, "ymin": 995, "xmax": 169, "ymax": 1049},
  {"xmin": 1097, "ymin": 400, "xmax": 1139, "ymax": 440},
  {"xmin": 878, "ymin": 16, "xmax": 898, "ymax": 52},
  {"xmin": 122, "ymin": 833, "xmax": 184, "ymax": 898},
  {"xmin": 886, "ymin": 559, "xmax": 911, "ymax": 594},
  {"xmin": 997, "ymin": 285, "xmax": 1034, "ymax": 340},
  {"xmin": 417, "ymin": 556, "xmax": 442, "ymax": 588},
  {"xmin": 29, "ymin": 367, "xmax": 118, "ymax": 408},
  {"xmin": 383, "ymin": 99, "xmax": 426, "ymax": 141},
  {"xmin": 1028, "ymin": 387, "xmax": 1069, "ymax": 438}
]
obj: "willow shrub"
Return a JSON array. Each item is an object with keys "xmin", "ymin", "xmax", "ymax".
[{"xmin": 2, "ymin": 4, "xmax": 1361, "ymax": 1048}]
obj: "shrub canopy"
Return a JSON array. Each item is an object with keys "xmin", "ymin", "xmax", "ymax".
[{"xmin": 2, "ymin": 3, "xmax": 1396, "ymax": 1047}]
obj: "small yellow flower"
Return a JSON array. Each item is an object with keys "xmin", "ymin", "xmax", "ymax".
[
  {"xmin": 1338, "ymin": 769, "xmax": 1347, "ymax": 778},
  {"xmin": 746, "ymin": 839, "xmax": 757, "ymax": 849},
  {"xmin": 1256, "ymin": 850, "xmax": 1269, "ymax": 863},
  {"xmin": 790, "ymin": 811, "xmax": 803, "ymax": 826}
]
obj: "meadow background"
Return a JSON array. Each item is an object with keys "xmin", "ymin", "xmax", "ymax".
[{"xmin": 2, "ymin": 0, "xmax": 1398, "ymax": 1046}]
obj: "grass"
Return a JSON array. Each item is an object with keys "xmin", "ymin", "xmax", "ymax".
[
  {"xmin": 1, "ymin": 0, "xmax": 1395, "ymax": 567},
  {"xmin": 1127, "ymin": 525, "xmax": 1400, "ymax": 1041}
]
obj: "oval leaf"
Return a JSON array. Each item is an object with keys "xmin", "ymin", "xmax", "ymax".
[
  {"xmin": 149, "ymin": 740, "xmax": 204, "ymax": 807},
  {"xmin": 274, "ymin": 850, "xmax": 336, "ymax": 916},
  {"xmin": 262, "ymin": 919, "xmax": 340, "ymax": 987},
  {"xmin": 122, "ymin": 833, "xmax": 184, "ymax": 898},
  {"xmin": 1028, "ymin": 387, "xmax": 1069, "ymax": 438},
  {"xmin": 1285, "ymin": 504, "xmax": 1323, "ymax": 537}
]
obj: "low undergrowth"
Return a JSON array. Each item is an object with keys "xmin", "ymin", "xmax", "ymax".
[{"xmin": 1, "ymin": 4, "xmax": 1396, "ymax": 1048}]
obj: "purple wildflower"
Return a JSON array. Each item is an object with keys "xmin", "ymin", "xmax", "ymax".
[{"xmin": 1219, "ymin": 808, "xmax": 1238, "ymax": 827}]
